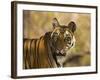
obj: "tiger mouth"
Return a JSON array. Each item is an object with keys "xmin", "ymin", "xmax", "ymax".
[
  {"xmin": 56, "ymin": 52, "xmax": 66, "ymax": 56},
  {"xmin": 56, "ymin": 50, "xmax": 66, "ymax": 56}
]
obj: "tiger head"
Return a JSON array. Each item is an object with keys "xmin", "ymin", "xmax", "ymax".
[{"xmin": 51, "ymin": 18, "xmax": 76, "ymax": 56}]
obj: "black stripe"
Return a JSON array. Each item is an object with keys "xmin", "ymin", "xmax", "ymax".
[
  {"xmin": 29, "ymin": 39, "xmax": 34, "ymax": 68},
  {"xmin": 36, "ymin": 37, "xmax": 43, "ymax": 68}
]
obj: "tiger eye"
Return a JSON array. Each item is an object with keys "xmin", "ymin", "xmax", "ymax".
[
  {"xmin": 64, "ymin": 36, "xmax": 71, "ymax": 43},
  {"xmin": 53, "ymin": 32, "xmax": 59, "ymax": 37}
]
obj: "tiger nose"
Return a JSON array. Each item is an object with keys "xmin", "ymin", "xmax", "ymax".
[{"xmin": 60, "ymin": 49, "xmax": 65, "ymax": 54}]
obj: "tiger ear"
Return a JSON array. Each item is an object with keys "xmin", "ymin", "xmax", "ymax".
[
  {"xmin": 52, "ymin": 18, "xmax": 60, "ymax": 28},
  {"xmin": 68, "ymin": 21, "xmax": 76, "ymax": 33}
]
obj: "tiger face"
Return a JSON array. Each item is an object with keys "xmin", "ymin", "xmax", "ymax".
[{"xmin": 51, "ymin": 18, "xmax": 76, "ymax": 56}]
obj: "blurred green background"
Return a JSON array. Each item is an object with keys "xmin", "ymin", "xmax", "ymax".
[{"xmin": 23, "ymin": 10, "xmax": 91, "ymax": 67}]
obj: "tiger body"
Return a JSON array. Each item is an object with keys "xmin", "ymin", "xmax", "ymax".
[{"xmin": 24, "ymin": 33, "xmax": 58, "ymax": 69}]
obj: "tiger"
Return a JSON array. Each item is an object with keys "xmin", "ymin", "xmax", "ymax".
[{"xmin": 23, "ymin": 18, "xmax": 77, "ymax": 69}]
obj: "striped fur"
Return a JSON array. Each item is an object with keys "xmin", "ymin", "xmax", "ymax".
[{"xmin": 23, "ymin": 33, "xmax": 57, "ymax": 69}]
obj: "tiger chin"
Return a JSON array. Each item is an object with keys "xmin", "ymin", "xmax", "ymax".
[{"xmin": 23, "ymin": 18, "xmax": 76, "ymax": 69}]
